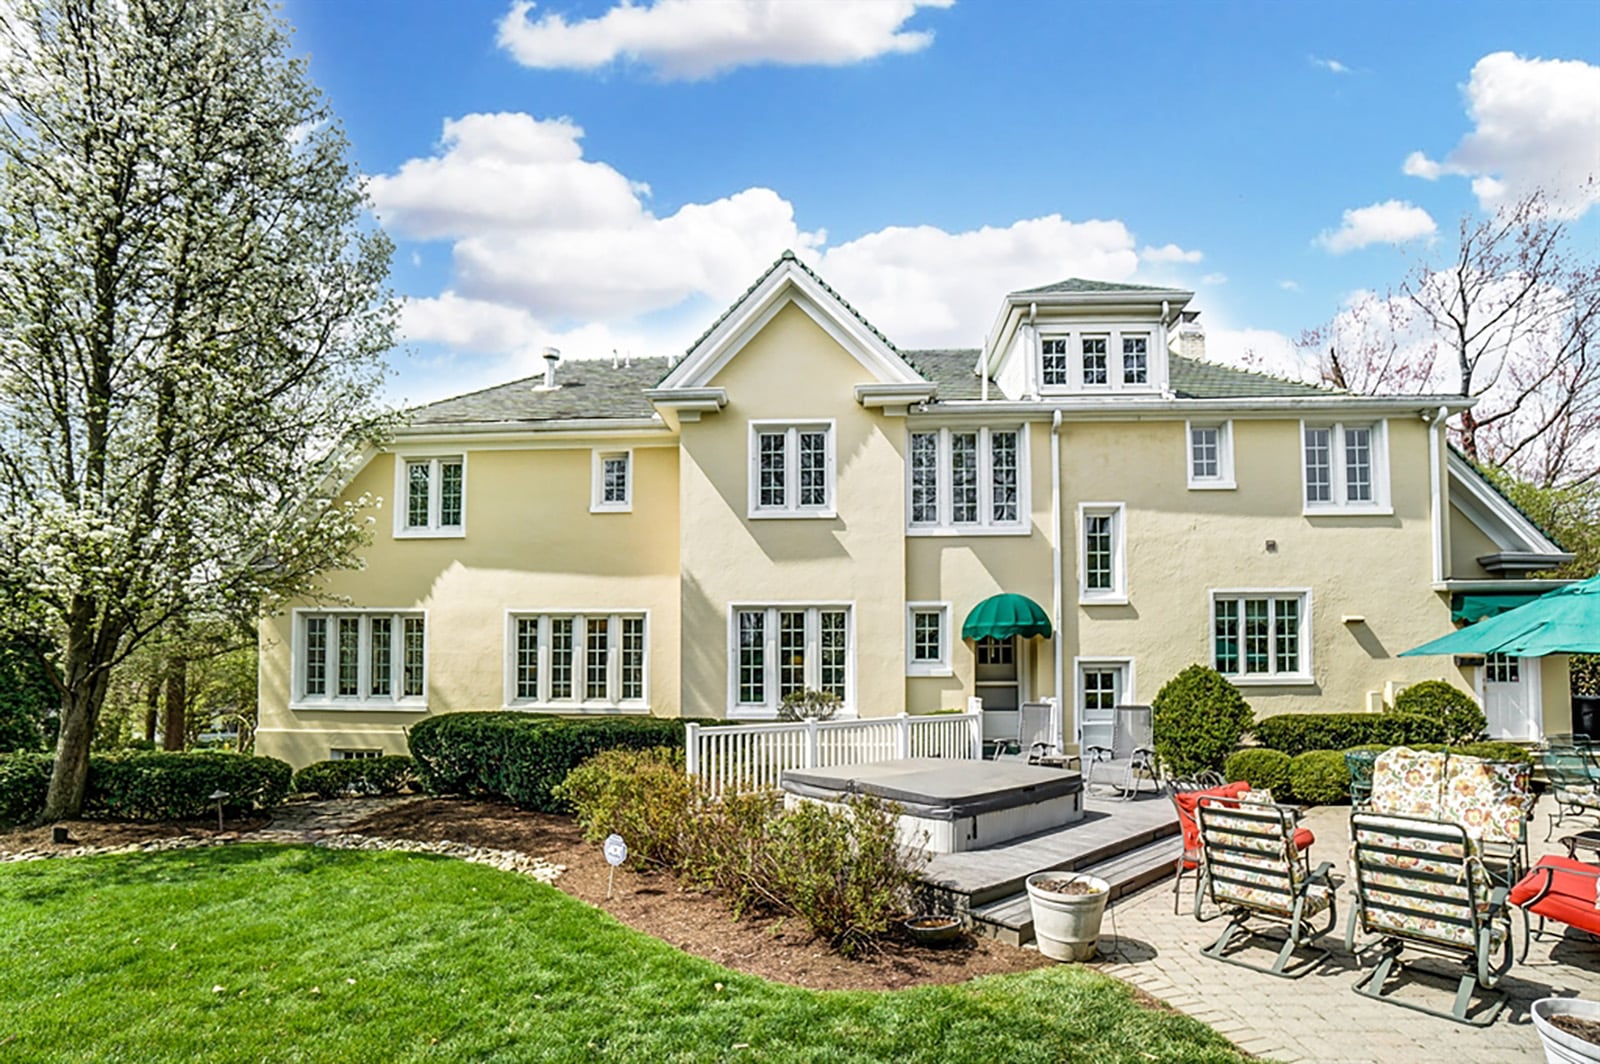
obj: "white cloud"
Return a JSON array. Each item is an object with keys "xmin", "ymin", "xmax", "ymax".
[
  {"xmin": 1205, "ymin": 327, "xmax": 1315, "ymax": 383},
  {"xmin": 1311, "ymin": 56, "xmax": 1350, "ymax": 74},
  {"xmin": 371, "ymin": 111, "xmax": 1150, "ymax": 356},
  {"xmin": 1201, "ymin": 272, "xmax": 1228, "ymax": 286},
  {"xmin": 1404, "ymin": 52, "xmax": 1600, "ymax": 218},
  {"xmin": 1141, "ymin": 243, "xmax": 1203, "ymax": 264},
  {"xmin": 1315, "ymin": 199, "xmax": 1436, "ymax": 253},
  {"xmin": 1279, "ymin": 279, "xmax": 1302, "ymax": 292},
  {"xmin": 496, "ymin": 0, "xmax": 953, "ymax": 79}
]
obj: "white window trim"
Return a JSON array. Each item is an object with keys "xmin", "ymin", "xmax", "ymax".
[
  {"xmin": 1078, "ymin": 502, "xmax": 1128, "ymax": 605},
  {"xmin": 331, "ymin": 748, "xmax": 384, "ymax": 760},
  {"xmin": 726, "ymin": 603, "xmax": 856, "ymax": 720},
  {"xmin": 748, "ymin": 420, "xmax": 837, "ymax": 519},
  {"xmin": 1185, "ymin": 420, "xmax": 1236, "ymax": 490},
  {"xmin": 1300, "ymin": 419, "xmax": 1391, "ymax": 516},
  {"xmin": 904, "ymin": 425, "xmax": 1031, "ymax": 536},
  {"xmin": 590, "ymin": 449, "xmax": 633, "ymax": 513},
  {"xmin": 501, "ymin": 609, "xmax": 651, "ymax": 713},
  {"xmin": 906, "ymin": 601, "xmax": 953, "ymax": 677},
  {"xmin": 1038, "ymin": 326, "xmax": 1163, "ymax": 395},
  {"xmin": 393, "ymin": 453, "xmax": 467, "ymax": 538},
  {"xmin": 290, "ymin": 607, "xmax": 429, "ymax": 711},
  {"xmin": 1074, "ymin": 657, "xmax": 1136, "ymax": 746},
  {"xmin": 1208, "ymin": 588, "xmax": 1315, "ymax": 686}
]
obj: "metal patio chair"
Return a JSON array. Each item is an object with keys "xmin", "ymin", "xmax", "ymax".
[
  {"xmin": 988, "ymin": 701, "xmax": 1067, "ymax": 765},
  {"xmin": 1084, "ymin": 704, "xmax": 1159, "ymax": 799},
  {"xmin": 1345, "ymin": 812, "xmax": 1514, "ymax": 1026},
  {"xmin": 1345, "ymin": 750, "xmax": 1377, "ymax": 810},
  {"xmin": 1539, "ymin": 747, "xmax": 1600, "ymax": 841},
  {"xmin": 1196, "ymin": 799, "xmax": 1336, "ymax": 977}
]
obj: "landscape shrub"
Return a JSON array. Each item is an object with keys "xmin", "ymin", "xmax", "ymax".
[
  {"xmin": 681, "ymin": 789, "xmax": 783, "ymax": 917},
  {"xmin": 0, "ymin": 752, "xmax": 52, "ymax": 824},
  {"xmin": 554, "ymin": 747, "xmax": 694, "ymax": 868},
  {"xmin": 1151, "ymin": 665, "xmax": 1253, "ymax": 777},
  {"xmin": 292, "ymin": 756, "xmax": 417, "ymax": 799},
  {"xmin": 409, "ymin": 712, "xmax": 687, "ymax": 812},
  {"xmin": 1391, "ymin": 680, "xmax": 1486, "ymax": 745},
  {"xmin": 85, "ymin": 751, "xmax": 292, "ymax": 819},
  {"xmin": 1398, "ymin": 741, "xmax": 1534, "ymax": 765},
  {"xmin": 1253, "ymin": 711, "xmax": 1448, "ymax": 756},
  {"xmin": 764, "ymin": 795, "xmax": 926, "ymax": 956},
  {"xmin": 1222, "ymin": 749, "xmax": 1291, "ymax": 794},
  {"xmin": 1287, "ymin": 750, "xmax": 1350, "ymax": 804}
]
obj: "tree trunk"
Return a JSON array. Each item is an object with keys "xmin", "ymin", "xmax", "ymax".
[
  {"xmin": 162, "ymin": 654, "xmax": 188, "ymax": 751},
  {"xmin": 42, "ymin": 663, "xmax": 111, "ymax": 821},
  {"xmin": 142, "ymin": 672, "xmax": 160, "ymax": 744}
]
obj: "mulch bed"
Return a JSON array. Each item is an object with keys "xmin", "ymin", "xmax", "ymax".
[
  {"xmin": 347, "ymin": 798, "xmax": 1053, "ymax": 991},
  {"xmin": 1, "ymin": 816, "xmax": 272, "ymax": 850}
]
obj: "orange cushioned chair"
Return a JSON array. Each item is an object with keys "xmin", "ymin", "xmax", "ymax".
[
  {"xmin": 1171, "ymin": 781, "xmax": 1314, "ymax": 914},
  {"xmin": 1510, "ymin": 855, "xmax": 1600, "ymax": 956}
]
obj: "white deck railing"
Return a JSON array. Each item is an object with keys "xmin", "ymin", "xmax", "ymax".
[{"xmin": 684, "ymin": 712, "xmax": 983, "ymax": 796}]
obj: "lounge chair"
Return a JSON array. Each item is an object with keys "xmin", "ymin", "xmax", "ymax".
[
  {"xmin": 1510, "ymin": 856, "xmax": 1600, "ymax": 955},
  {"xmin": 1539, "ymin": 747, "xmax": 1600, "ymax": 841},
  {"xmin": 1345, "ymin": 812, "xmax": 1514, "ymax": 1026},
  {"xmin": 989, "ymin": 701, "xmax": 1073, "ymax": 766},
  {"xmin": 1084, "ymin": 704, "xmax": 1159, "ymax": 799},
  {"xmin": 1196, "ymin": 799, "xmax": 1335, "ymax": 977}
]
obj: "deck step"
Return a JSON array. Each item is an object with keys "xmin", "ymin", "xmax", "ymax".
[{"xmin": 969, "ymin": 835, "xmax": 1182, "ymax": 946}]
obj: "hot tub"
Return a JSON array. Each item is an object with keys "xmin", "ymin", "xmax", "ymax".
[{"xmin": 780, "ymin": 757, "xmax": 1084, "ymax": 854}]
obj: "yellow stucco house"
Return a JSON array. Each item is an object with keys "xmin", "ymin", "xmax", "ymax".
[{"xmin": 256, "ymin": 253, "xmax": 1573, "ymax": 768}]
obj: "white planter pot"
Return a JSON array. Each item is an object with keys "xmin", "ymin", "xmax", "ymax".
[
  {"xmin": 1535, "ymin": 999, "xmax": 1600, "ymax": 1064},
  {"xmin": 1026, "ymin": 871, "xmax": 1110, "ymax": 962}
]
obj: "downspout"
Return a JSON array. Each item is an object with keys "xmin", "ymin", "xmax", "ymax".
[
  {"xmin": 1051, "ymin": 408, "xmax": 1065, "ymax": 750},
  {"xmin": 1428, "ymin": 405, "xmax": 1447, "ymax": 584}
]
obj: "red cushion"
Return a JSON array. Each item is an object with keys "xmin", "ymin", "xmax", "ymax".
[
  {"xmin": 1511, "ymin": 856, "xmax": 1600, "ymax": 936},
  {"xmin": 1293, "ymin": 827, "xmax": 1315, "ymax": 852},
  {"xmin": 1174, "ymin": 781, "xmax": 1253, "ymax": 850}
]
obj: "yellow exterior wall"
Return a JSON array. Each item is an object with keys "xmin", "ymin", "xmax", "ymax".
[
  {"xmin": 1447, "ymin": 502, "xmax": 1501, "ymax": 579},
  {"xmin": 257, "ymin": 443, "xmax": 680, "ymax": 767},
  {"xmin": 1543, "ymin": 654, "xmax": 1573, "ymax": 738},
  {"xmin": 677, "ymin": 300, "xmax": 907, "ymax": 719}
]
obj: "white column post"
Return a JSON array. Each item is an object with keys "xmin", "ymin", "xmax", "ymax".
[
  {"xmin": 806, "ymin": 718, "xmax": 820, "ymax": 768},
  {"xmin": 684, "ymin": 723, "xmax": 700, "ymax": 777},
  {"xmin": 896, "ymin": 712, "xmax": 912, "ymax": 760}
]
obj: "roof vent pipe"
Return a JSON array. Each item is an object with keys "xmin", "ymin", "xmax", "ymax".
[{"xmin": 542, "ymin": 347, "xmax": 560, "ymax": 389}]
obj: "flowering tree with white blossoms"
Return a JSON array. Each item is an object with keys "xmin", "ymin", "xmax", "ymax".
[{"xmin": 0, "ymin": 0, "xmax": 396, "ymax": 819}]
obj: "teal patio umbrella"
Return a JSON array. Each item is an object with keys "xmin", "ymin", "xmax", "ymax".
[
  {"xmin": 1400, "ymin": 574, "xmax": 1600, "ymax": 657},
  {"xmin": 961, "ymin": 593, "xmax": 1053, "ymax": 641}
]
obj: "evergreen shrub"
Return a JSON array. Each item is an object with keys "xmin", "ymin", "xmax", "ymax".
[
  {"xmin": 1391, "ymin": 680, "xmax": 1486, "ymax": 745},
  {"xmin": 1151, "ymin": 665, "xmax": 1253, "ymax": 777},
  {"xmin": 0, "ymin": 752, "xmax": 52, "ymax": 824},
  {"xmin": 1287, "ymin": 750, "xmax": 1351, "ymax": 804},
  {"xmin": 86, "ymin": 751, "xmax": 292, "ymax": 819},
  {"xmin": 1222, "ymin": 748, "xmax": 1292, "ymax": 794},
  {"xmin": 1253, "ymin": 711, "xmax": 1449, "ymax": 756},
  {"xmin": 292, "ymin": 755, "xmax": 416, "ymax": 799}
]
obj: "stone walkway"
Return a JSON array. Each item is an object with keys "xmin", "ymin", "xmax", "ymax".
[{"xmin": 1091, "ymin": 793, "xmax": 1599, "ymax": 1063}]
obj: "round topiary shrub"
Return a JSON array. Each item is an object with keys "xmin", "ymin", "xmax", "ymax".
[
  {"xmin": 1287, "ymin": 750, "xmax": 1350, "ymax": 805},
  {"xmin": 1391, "ymin": 680, "xmax": 1485, "ymax": 745},
  {"xmin": 1223, "ymin": 748, "xmax": 1292, "ymax": 794},
  {"xmin": 1152, "ymin": 665, "xmax": 1253, "ymax": 777}
]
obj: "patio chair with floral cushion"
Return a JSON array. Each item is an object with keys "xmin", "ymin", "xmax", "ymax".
[
  {"xmin": 1440, "ymin": 754, "xmax": 1533, "ymax": 888},
  {"xmin": 1539, "ymin": 747, "xmax": 1600, "ymax": 841},
  {"xmin": 1345, "ymin": 812, "xmax": 1514, "ymax": 1026},
  {"xmin": 1196, "ymin": 800, "xmax": 1335, "ymax": 977},
  {"xmin": 1171, "ymin": 781, "xmax": 1316, "ymax": 916}
]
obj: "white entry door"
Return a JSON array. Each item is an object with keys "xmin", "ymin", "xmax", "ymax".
[
  {"xmin": 1481, "ymin": 654, "xmax": 1540, "ymax": 741},
  {"xmin": 975, "ymin": 636, "xmax": 1021, "ymax": 741},
  {"xmin": 1077, "ymin": 661, "xmax": 1130, "ymax": 751}
]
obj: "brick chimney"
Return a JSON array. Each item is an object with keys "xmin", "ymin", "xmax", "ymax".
[{"xmin": 1174, "ymin": 311, "xmax": 1205, "ymax": 361}]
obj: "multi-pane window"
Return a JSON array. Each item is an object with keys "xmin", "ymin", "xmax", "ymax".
[
  {"xmin": 1122, "ymin": 336, "xmax": 1148, "ymax": 384},
  {"xmin": 399, "ymin": 456, "xmax": 464, "ymax": 534},
  {"xmin": 1187, "ymin": 422, "xmax": 1234, "ymax": 487},
  {"xmin": 298, "ymin": 611, "xmax": 426, "ymax": 705},
  {"xmin": 1079, "ymin": 504, "xmax": 1126, "ymax": 601},
  {"xmin": 1484, "ymin": 653, "xmax": 1519, "ymax": 684},
  {"xmin": 751, "ymin": 423, "xmax": 833, "ymax": 515},
  {"xmin": 1303, "ymin": 422, "xmax": 1386, "ymax": 510},
  {"xmin": 1081, "ymin": 337, "xmax": 1109, "ymax": 384},
  {"xmin": 906, "ymin": 427, "xmax": 1027, "ymax": 532},
  {"xmin": 907, "ymin": 604, "xmax": 950, "ymax": 675},
  {"xmin": 1041, "ymin": 337, "xmax": 1069, "ymax": 386},
  {"xmin": 732, "ymin": 605, "xmax": 851, "ymax": 713},
  {"xmin": 1213, "ymin": 593, "xmax": 1308, "ymax": 680},
  {"xmin": 592, "ymin": 451, "xmax": 631, "ymax": 512},
  {"xmin": 332, "ymin": 749, "xmax": 382, "ymax": 761},
  {"xmin": 508, "ymin": 613, "xmax": 648, "ymax": 707}
]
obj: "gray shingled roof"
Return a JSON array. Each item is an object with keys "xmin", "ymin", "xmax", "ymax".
[
  {"xmin": 408, "ymin": 357, "xmax": 671, "ymax": 425},
  {"xmin": 905, "ymin": 349, "xmax": 987, "ymax": 399},
  {"xmin": 1011, "ymin": 278, "xmax": 1190, "ymax": 297},
  {"xmin": 1169, "ymin": 355, "xmax": 1335, "ymax": 399}
]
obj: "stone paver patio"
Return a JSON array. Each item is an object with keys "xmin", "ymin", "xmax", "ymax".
[{"xmin": 1090, "ymin": 793, "xmax": 1599, "ymax": 1063}]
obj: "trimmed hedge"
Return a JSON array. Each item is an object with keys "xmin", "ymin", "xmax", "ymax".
[
  {"xmin": 1401, "ymin": 741, "xmax": 1535, "ymax": 766},
  {"xmin": 1223, "ymin": 748, "xmax": 1292, "ymax": 794},
  {"xmin": 0, "ymin": 751, "xmax": 52, "ymax": 825},
  {"xmin": 409, "ymin": 712, "xmax": 690, "ymax": 812},
  {"xmin": 1391, "ymin": 681, "xmax": 1486, "ymax": 745},
  {"xmin": 1152, "ymin": 665, "xmax": 1253, "ymax": 777},
  {"xmin": 1252, "ymin": 711, "xmax": 1449, "ymax": 756},
  {"xmin": 0, "ymin": 751, "xmax": 292, "ymax": 824},
  {"xmin": 1288, "ymin": 750, "xmax": 1350, "ymax": 804},
  {"xmin": 292, "ymin": 755, "xmax": 417, "ymax": 799}
]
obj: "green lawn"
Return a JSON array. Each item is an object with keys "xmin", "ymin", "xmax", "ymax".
[{"xmin": 0, "ymin": 846, "xmax": 1248, "ymax": 1063}]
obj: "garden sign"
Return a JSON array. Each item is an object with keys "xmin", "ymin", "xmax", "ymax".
[{"xmin": 604, "ymin": 834, "xmax": 627, "ymax": 898}]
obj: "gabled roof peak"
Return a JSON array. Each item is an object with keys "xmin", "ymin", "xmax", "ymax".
[{"xmin": 1010, "ymin": 277, "xmax": 1191, "ymax": 298}]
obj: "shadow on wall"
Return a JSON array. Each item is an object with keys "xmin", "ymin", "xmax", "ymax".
[
  {"xmin": 1347, "ymin": 621, "xmax": 1391, "ymax": 659},
  {"xmin": 680, "ymin": 572, "xmax": 726, "ymax": 718}
]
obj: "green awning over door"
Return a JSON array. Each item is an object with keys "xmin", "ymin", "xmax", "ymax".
[
  {"xmin": 961, "ymin": 593, "xmax": 1053, "ymax": 641},
  {"xmin": 1450, "ymin": 592, "xmax": 1542, "ymax": 625}
]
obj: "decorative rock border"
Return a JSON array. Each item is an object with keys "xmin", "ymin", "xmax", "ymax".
[{"xmin": 0, "ymin": 830, "xmax": 565, "ymax": 885}]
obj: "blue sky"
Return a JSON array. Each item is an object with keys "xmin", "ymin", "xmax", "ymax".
[{"xmin": 284, "ymin": 0, "xmax": 1600, "ymax": 406}]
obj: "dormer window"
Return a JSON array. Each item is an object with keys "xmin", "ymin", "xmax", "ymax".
[
  {"xmin": 1082, "ymin": 337, "xmax": 1109, "ymax": 385},
  {"xmin": 1041, "ymin": 338, "xmax": 1069, "ymax": 387},
  {"xmin": 1038, "ymin": 328, "xmax": 1163, "ymax": 394},
  {"xmin": 1123, "ymin": 337, "xmax": 1148, "ymax": 384}
]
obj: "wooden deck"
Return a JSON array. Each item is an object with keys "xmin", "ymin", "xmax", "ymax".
[{"xmin": 919, "ymin": 789, "xmax": 1181, "ymax": 945}]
